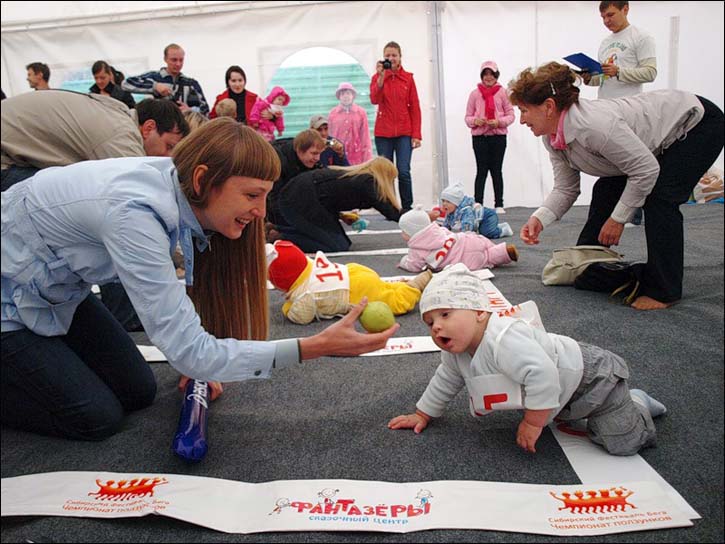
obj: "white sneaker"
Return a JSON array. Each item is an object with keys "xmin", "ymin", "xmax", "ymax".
[
  {"xmin": 498, "ymin": 222, "xmax": 513, "ymax": 238},
  {"xmin": 495, "ymin": 207, "xmax": 506, "ymax": 214}
]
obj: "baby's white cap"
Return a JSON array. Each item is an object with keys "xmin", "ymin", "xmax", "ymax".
[
  {"xmin": 419, "ymin": 263, "xmax": 492, "ymax": 315},
  {"xmin": 398, "ymin": 205, "xmax": 431, "ymax": 237}
]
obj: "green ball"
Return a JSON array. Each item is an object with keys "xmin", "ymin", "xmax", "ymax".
[{"xmin": 358, "ymin": 301, "xmax": 396, "ymax": 333}]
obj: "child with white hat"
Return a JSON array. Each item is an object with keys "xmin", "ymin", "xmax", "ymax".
[
  {"xmin": 398, "ymin": 205, "xmax": 518, "ymax": 273},
  {"xmin": 438, "ymin": 181, "xmax": 513, "ymax": 239},
  {"xmin": 388, "ymin": 263, "xmax": 667, "ymax": 455}
]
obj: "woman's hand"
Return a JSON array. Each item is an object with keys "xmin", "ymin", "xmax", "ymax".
[
  {"xmin": 474, "ymin": 118, "xmax": 485, "ymax": 127},
  {"xmin": 375, "ymin": 62, "xmax": 386, "ymax": 86},
  {"xmin": 299, "ymin": 298, "xmax": 399, "ymax": 359},
  {"xmin": 388, "ymin": 411, "xmax": 431, "ymax": 434},
  {"xmin": 520, "ymin": 217, "xmax": 543, "ymax": 245},
  {"xmin": 412, "ymin": 138, "xmax": 422, "ymax": 149},
  {"xmin": 598, "ymin": 218, "xmax": 624, "ymax": 246},
  {"xmin": 486, "ymin": 119, "xmax": 499, "ymax": 128},
  {"xmin": 178, "ymin": 376, "xmax": 224, "ymax": 401}
]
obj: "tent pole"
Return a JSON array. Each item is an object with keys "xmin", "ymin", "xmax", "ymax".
[{"xmin": 429, "ymin": 0, "xmax": 448, "ymax": 198}]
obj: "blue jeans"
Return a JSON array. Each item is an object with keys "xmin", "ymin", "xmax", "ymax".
[
  {"xmin": 375, "ymin": 136, "xmax": 413, "ymax": 211},
  {"xmin": 1, "ymin": 295, "xmax": 156, "ymax": 440},
  {"xmin": 477, "ymin": 207, "xmax": 502, "ymax": 238},
  {"xmin": 99, "ymin": 282, "xmax": 144, "ymax": 332}
]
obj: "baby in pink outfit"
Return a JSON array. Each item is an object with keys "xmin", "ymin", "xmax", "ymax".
[
  {"xmin": 398, "ymin": 206, "xmax": 518, "ymax": 273},
  {"xmin": 249, "ymin": 86, "xmax": 290, "ymax": 142}
]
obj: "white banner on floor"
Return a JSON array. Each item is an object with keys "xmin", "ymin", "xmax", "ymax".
[
  {"xmin": 348, "ymin": 229, "xmax": 402, "ymax": 236},
  {"xmin": 0, "ymin": 472, "xmax": 692, "ymax": 536},
  {"xmin": 551, "ymin": 425, "xmax": 700, "ymax": 520},
  {"xmin": 360, "ymin": 336, "xmax": 441, "ymax": 356},
  {"xmin": 323, "ymin": 248, "xmax": 409, "ymax": 257},
  {"xmin": 137, "ymin": 345, "xmax": 166, "ymax": 362},
  {"xmin": 382, "ymin": 269, "xmax": 494, "ymax": 283}
]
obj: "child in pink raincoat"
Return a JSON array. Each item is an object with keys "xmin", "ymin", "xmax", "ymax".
[
  {"xmin": 328, "ymin": 82, "xmax": 373, "ymax": 165},
  {"xmin": 249, "ymin": 86, "xmax": 290, "ymax": 142},
  {"xmin": 397, "ymin": 206, "xmax": 518, "ymax": 273}
]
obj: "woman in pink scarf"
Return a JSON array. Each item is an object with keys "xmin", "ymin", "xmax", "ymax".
[{"xmin": 464, "ymin": 60, "xmax": 515, "ymax": 214}]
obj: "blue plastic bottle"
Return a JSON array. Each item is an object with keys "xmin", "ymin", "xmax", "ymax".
[{"xmin": 172, "ymin": 379, "xmax": 210, "ymax": 462}]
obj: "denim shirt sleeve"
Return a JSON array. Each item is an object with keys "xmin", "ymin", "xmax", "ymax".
[{"xmin": 100, "ymin": 202, "xmax": 298, "ymax": 382}]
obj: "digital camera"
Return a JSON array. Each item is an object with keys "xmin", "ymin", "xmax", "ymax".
[{"xmin": 381, "ymin": 59, "xmax": 392, "ymax": 70}]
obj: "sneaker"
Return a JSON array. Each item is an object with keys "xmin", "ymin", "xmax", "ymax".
[
  {"xmin": 499, "ymin": 222, "xmax": 513, "ymax": 238},
  {"xmin": 506, "ymin": 244, "xmax": 519, "ymax": 262},
  {"xmin": 630, "ymin": 389, "xmax": 667, "ymax": 418},
  {"xmin": 495, "ymin": 207, "xmax": 506, "ymax": 214}
]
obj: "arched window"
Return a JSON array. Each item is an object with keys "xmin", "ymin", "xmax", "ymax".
[{"xmin": 266, "ymin": 47, "xmax": 376, "ymax": 151}]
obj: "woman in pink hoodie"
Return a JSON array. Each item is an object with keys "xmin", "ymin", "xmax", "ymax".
[
  {"xmin": 465, "ymin": 60, "xmax": 515, "ymax": 213},
  {"xmin": 249, "ymin": 86, "xmax": 290, "ymax": 142},
  {"xmin": 397, "ymin": 206, "xmax": 517, "ymax": 273}
]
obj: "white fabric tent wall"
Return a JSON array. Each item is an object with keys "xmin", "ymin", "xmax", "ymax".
[
  {"xmin": 441, "ymin": 1, "xmax": 725, "ymax": 208},
  {"xmin": 2, "ymin": 1, "xmax": 723, "ymax": 209}
]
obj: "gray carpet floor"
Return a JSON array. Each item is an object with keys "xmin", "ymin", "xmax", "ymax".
[{"xmin": 2, "ymin": 204, "xmax": 723, "ymax": 543}]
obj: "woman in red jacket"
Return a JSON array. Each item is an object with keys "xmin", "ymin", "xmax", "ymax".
[
  {"xmin": 210, "ymin": 65, "xmax": 258, "ymax": 125},
  {"xmin": 370, "ymin": 41, "xmax": 422, "ymax": 212}
]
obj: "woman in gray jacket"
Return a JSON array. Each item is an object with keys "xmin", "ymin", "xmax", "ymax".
[{"xmin": 509, "ymin": 62, "xmax": 723, "ymax": 311}]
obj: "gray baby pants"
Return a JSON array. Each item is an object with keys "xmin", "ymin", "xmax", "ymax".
[{"xmin": 556, "ymin": 342, "xmax": 657, "ymax": 456}]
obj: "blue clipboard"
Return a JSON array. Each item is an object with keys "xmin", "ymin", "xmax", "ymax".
[{"xmin": 563, "ymin": 53, "xmax": 602, "ymax": 74}]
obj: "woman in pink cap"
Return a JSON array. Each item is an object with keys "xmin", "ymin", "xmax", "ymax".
[
  {"xmin": 465, "ymin": 60, "xmax": 515, "ymax": 214},
  {"xmin": 328, "ymin": 82, "xmax": 373, "ymax": 165}
]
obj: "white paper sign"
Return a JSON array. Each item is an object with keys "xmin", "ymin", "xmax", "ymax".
[
  {"xmin": 137, "ymin": 345, "xmax": 165, "ymax": 362},
  {"xmin": 481, "ymin": 279, "xmax": 512, "ymax": 311},
  {"xmin": 0, "ymin": 472, "xmax": 693, "ymax": 536},
  {"xmin": 307, "ymin": 252, "xmax": 350, "ymax": 294},
  {"xmin": 465, "ymin": 374, "xmax": 525, "ymax": 416},
  {"xmin": 360, "ymin": 336, "xmax": 440, "ymax": 356}
]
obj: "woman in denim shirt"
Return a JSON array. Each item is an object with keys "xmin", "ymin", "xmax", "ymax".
[{"xmin": 1, "ymin": 119, "xmax": 398, "ymax": 441}]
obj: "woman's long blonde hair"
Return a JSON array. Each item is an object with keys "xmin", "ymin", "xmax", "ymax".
[
  {"xmin": 332, "ymin": 157, "xmax": 400, "ymax": 210},
  {"xmin": 172, "ymin": 118, "xmax": 281, "ymax": 341}
]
